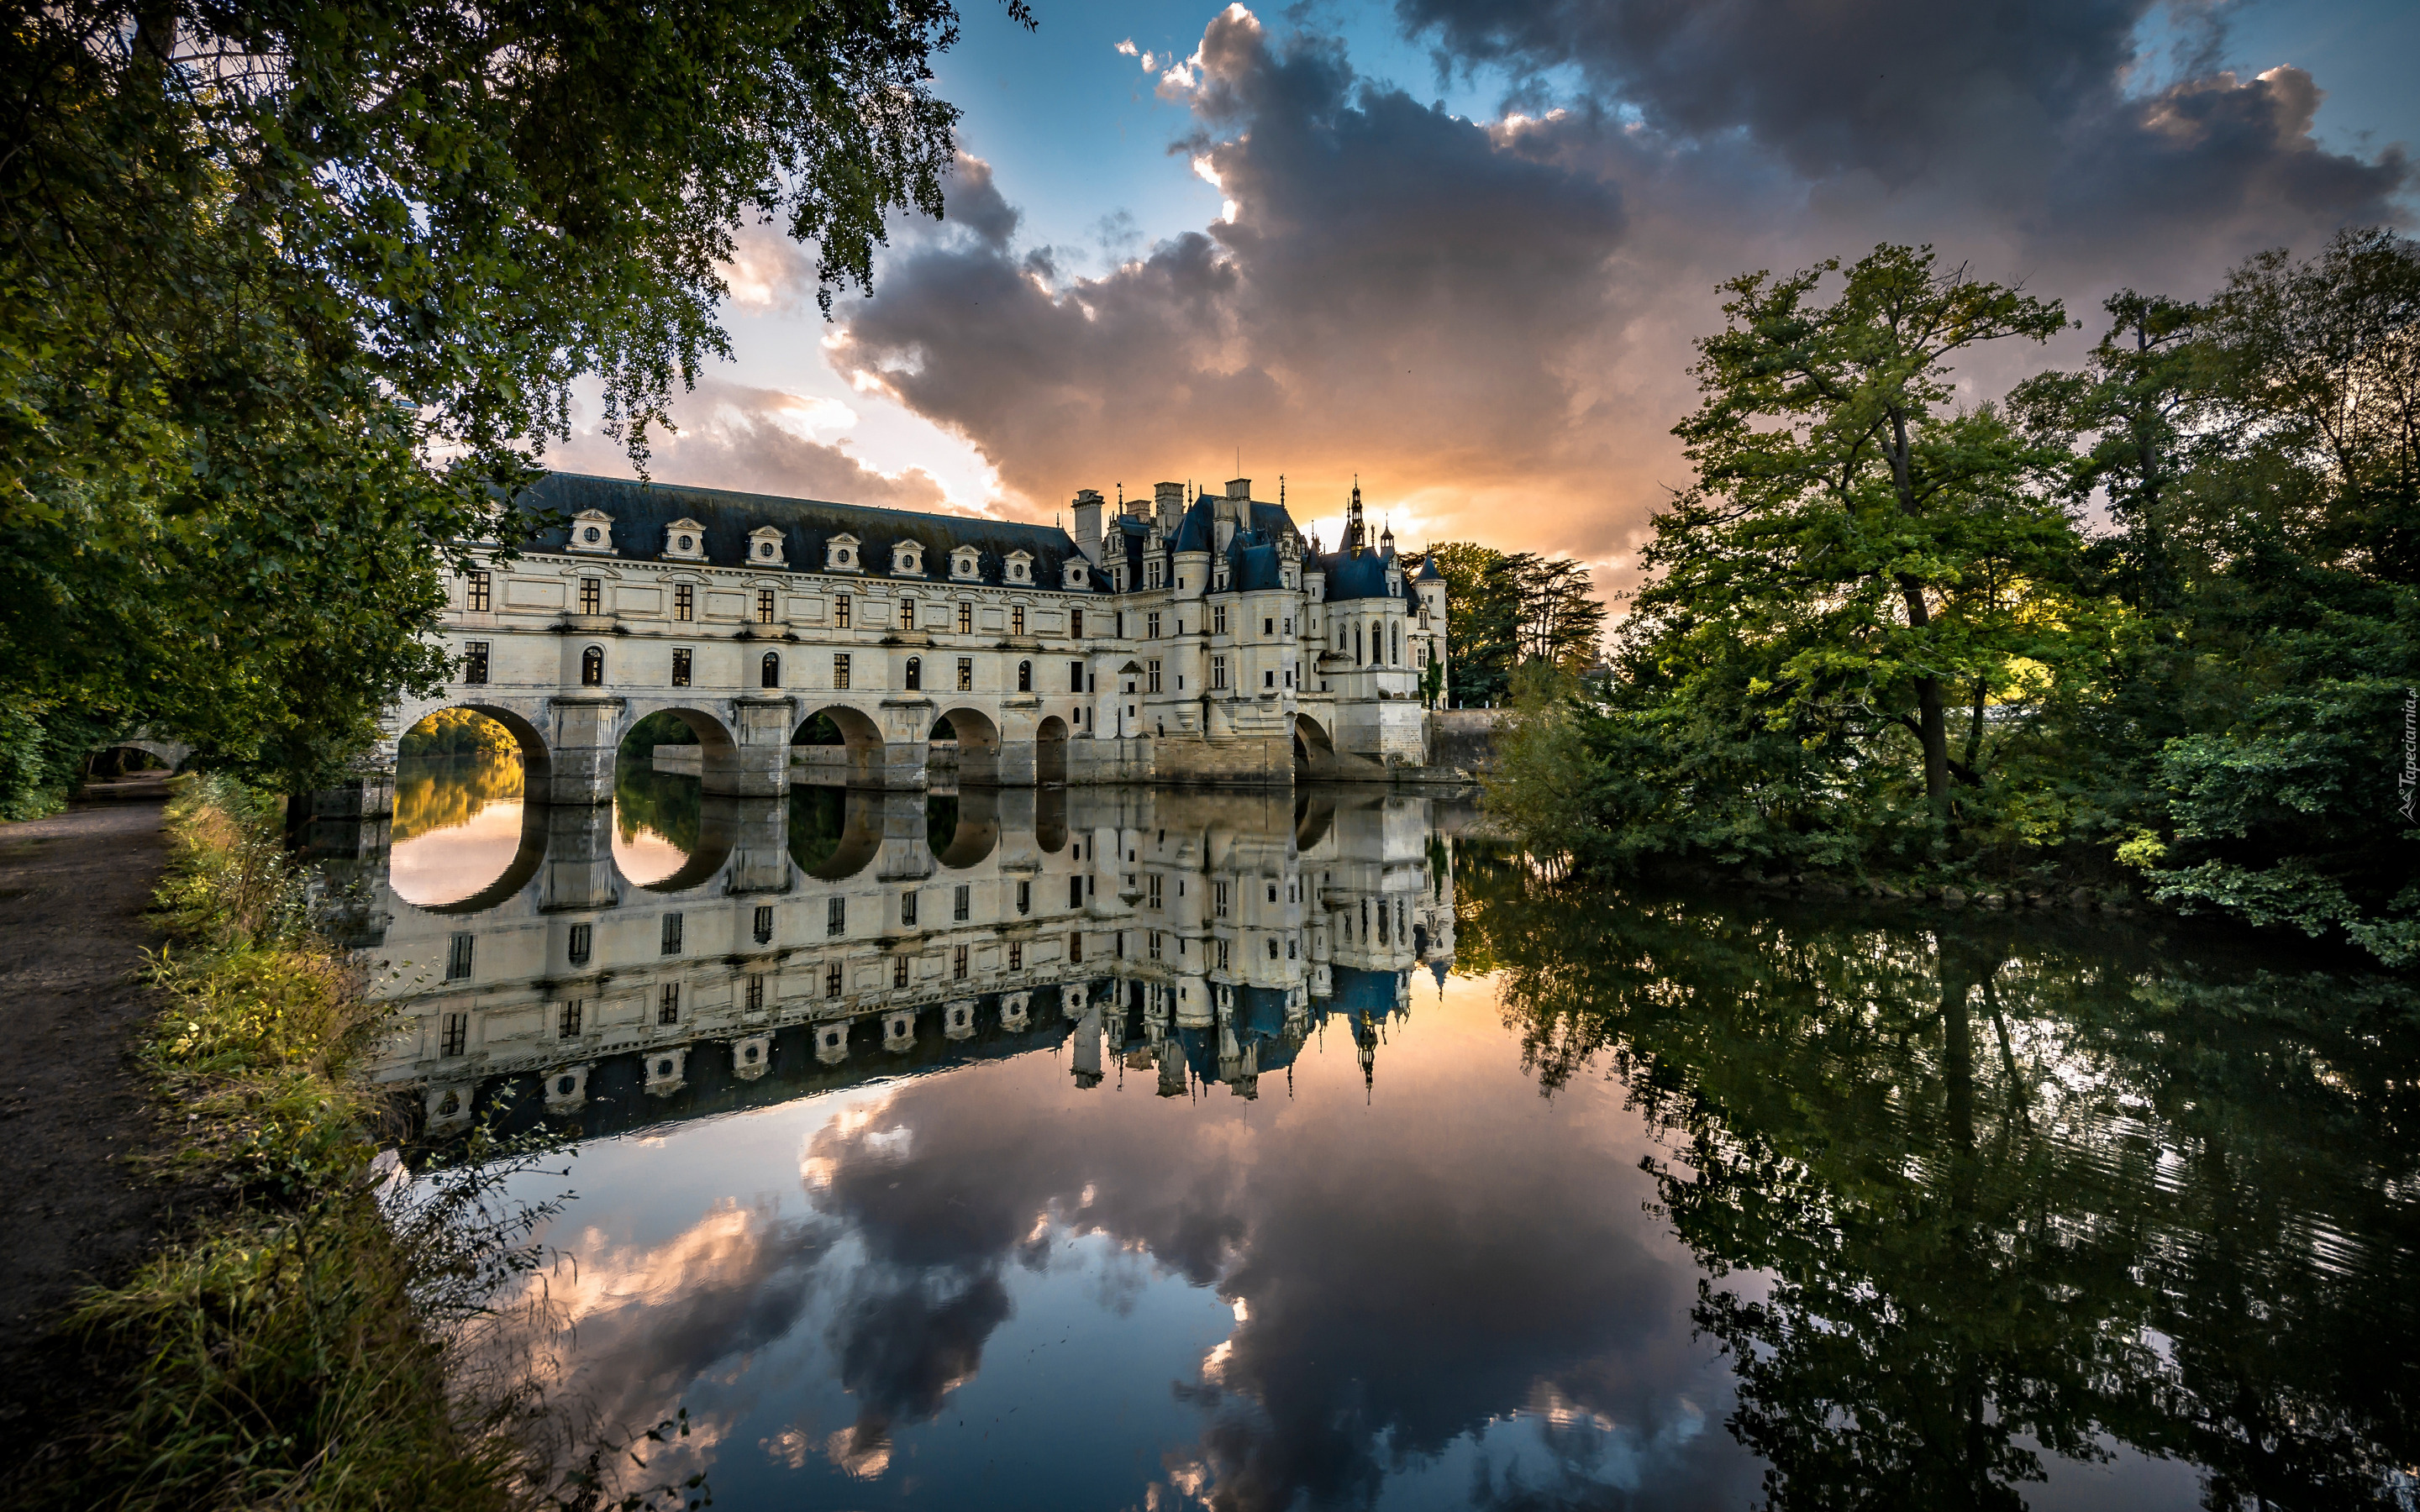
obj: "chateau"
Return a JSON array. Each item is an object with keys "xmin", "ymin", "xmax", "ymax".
[{"xmin": 395, "ymin": 470, "xmax": 1449, "ymax": 795}]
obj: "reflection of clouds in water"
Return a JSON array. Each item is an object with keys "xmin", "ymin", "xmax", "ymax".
[
  {"xmin": 610, "ymin": 823, "xmax": 690, "ymax": 886},
  {"xmin": 390, "ymin": 798, "xmax": 524, "ymax": 908}
]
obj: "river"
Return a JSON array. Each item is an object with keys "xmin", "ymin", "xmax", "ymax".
[{"xmin": 327, "ymin": 752, "xmax": 2419, "ymax": 1511}]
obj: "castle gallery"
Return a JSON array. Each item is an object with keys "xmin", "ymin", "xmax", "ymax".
[{"xmin": 403, "ymin": 471, "xmax": 1450, "ymax": 796}]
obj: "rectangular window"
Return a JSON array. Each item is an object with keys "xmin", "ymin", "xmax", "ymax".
[
  {"xmin": 1069, "ymin": 660, "xmax": 1086, "ymax": 693},
  {"xmin": 558, "ymin": 1000, "xmax": 582, "ymax": 1038},
  {"xmin": 439, "ymin": 1012, "xmax": 467, "ymax": 1057},
  {"xmin": 1264, "ymin": 669, "xmax": 1276, "ymax": 688},
  {"xmin": 956, "ymin": 601, "xmax": 973, "ymax": 634},
  {"xmin": 1146, "ymin": 612, "xmax": 1161, "ymax": 638},
  {"xmin": 1148, "ymin": 874, "xmax": 1163, "ymax": 909},
  {"xmin": 462, "ymin": 642, "xmax": 489, "ymax": 685},
  {"xmin": 671, "ymin": 648, "xmax": 692, "ymax": 687},
  {"xmin": 1147, "ymin": 659, "xmax": 1162, "ymax": 693},
  {"xmin": 1071, "ymin": 608, "xmax": 1084, "ymax": 638},
  {"xmin": 1012, "ymin": 605, "xmax": 1026, "ymax": 636},
  {"xmin": 756, "ymin": 588, "xmax": 776, "ymax": 624},
  {"xmin": 824, "ymin": 962, "xmax": 843, "ymax": 998},
  {"xmin": 1148, "ymin": 931, "xmax": 1163, "ymax": 961},
  {"xmin": 893, "ymin": 954, "xmax": 910, "ymax": 988},
  {"xmin": 746, "ymin": 974, "xmax": 765, "ymax": 1012},
  {"xmin": 580, "ymin": 578, "xmax": 602, "ymax": 616},
  {"xmin": 1069, "ymin": 875, "xmax": 1085, "ymax": 909},
  {"xmin": 953, "ymin": 944, "xmax": 969, "ymax": 980},
  {"xmin": 956, "ymin": 657, "xmax": 973, "ymax": 692},
  {"xmin": 1213, "ymin": 605, "xmax": 1228, "ymax": 635},
  {"xmin": 902, "ymin": 890, "xmax": 918, "ymax": 927},
  {"xmin": 1069, "ymin": 931, "xmax": 1083, "ymax": 963},
  {"xmin": 1263, "ymin": 617, "xmax": 1274, "ymax": 636},
  {"xmin": 1007, "ymin": 941, "xmax": 1023, "ymax": 970},
  {"xmin": 834, "ymin": 653, "xmax": 851, "ymax": 690},
  {"xmin": 1215, "ymin": 881, "xmax": 1230, "ymax": 919},
  {"xmin": 1016, "ymin": 879, "xmax": 1031, "ymax": 916},
  {"xmin": 834, "ymin": 595, "xmax": 851, "ymax": 628},
  {"xmin": 754, "ymin": 905, "xmax": 773, "ymax": 945},
  {"xmin": 658, "ymin": 984, "xmax": 680, "ymax": 1025},
  {"xmin": 901, "ymin": 599, "xmax": 916, "ymax": 630},
  {"xmin": 674, "ymin": 584, "xmax": 695, "ymax": 622},
  {"xmin": 446, "ymin": 932, "xmax": 474, "ymax": 981},
  {"xmin": 1218, "ymin": 938, "xmax": 1231, "ymax": 970},
  {"xmin": 1212, "ymin": 656, "xmax": 1228, "ymax": 690},
  {"xmin": 567, "ymin": 922, "xmax": 592, "ymax": 965},
  {"xmin": 827, "ymin": 897, "xmax": 846, "ymax": 937},
  {"xmin": 660, "ymin": 912, "xmax": 682, "ymax": 954},
  {"xmin": 1283, "ymin": 618, "xmax": 1292, "ymax": 636},
  {"xmin": 953, "ymin": 885, "xmax": 971, "ymax": 922},
  {"xmin": 466, "ymin": 570, "xmax": 492, "ymax": 612}
]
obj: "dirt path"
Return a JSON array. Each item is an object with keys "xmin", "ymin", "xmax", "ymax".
[{"xmin": 0, "ymin": 780, "xmax": 188, "ymax": 1425}]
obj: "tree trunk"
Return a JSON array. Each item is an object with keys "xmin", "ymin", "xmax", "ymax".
[{"xmin": 1889, "ymin": 408, "xmax": 1953, "ymax": 816}]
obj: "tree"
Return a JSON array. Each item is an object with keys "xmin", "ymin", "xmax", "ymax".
[
  {"xmin": 1666, "ymin": 244, "xmax": 2072, "ymax": 816},
  {"xmin": 1407, "ymin": 543, "xmax": 1604, "ymax": 706},
  {"xmin": 1, "ymin": 0, "xmax": 1023, "ymax": 801}
]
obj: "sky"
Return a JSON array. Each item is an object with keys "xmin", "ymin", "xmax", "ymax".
[{"xmin": 546, "ymin": 0, "xmax": 2417, "ymax": 595}]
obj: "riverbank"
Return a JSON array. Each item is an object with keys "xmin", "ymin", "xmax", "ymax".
[
  {"xmin": 0, "ymin": 790, "xmax": 197, "ymax": 1444},
  {"xmin": 37, "ymin": 776, "xmax": 525, "ymax": 1509}
]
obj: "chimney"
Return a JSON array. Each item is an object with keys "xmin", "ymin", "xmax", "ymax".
[
  {"xmin": 1225, "ymin": 477, "xmax": 1251, "ymax": 501},
  {"xmin": 1155, "ymin": 480, "xmax": 1184, "ymax": 534},
  {"xmin": 1072, "ymin": 489, "xmax": 1104, "ymax": 564}
]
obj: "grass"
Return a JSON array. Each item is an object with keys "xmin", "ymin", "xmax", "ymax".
[{"xmin": 63, "ymin": 774, "xmax": 704, "ymax": 1512}]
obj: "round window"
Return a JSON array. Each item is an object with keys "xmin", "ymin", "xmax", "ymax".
[
  {"xmin": 676, "ymin": 534, "xmax": 693, "ymax": 551},
  {"xmin": 655, "ymin": 1058, "xmax": 672, "ymax": 1076},
  {"xmin": 582, "ymin": 526, "xmax": 601, "ymax": 543},
  {"xmin": 555, "ymin": 1075, "xmax": 574, "ymax": 1095},
  {"xmin": 759, "ymin": 542, "xmax": 771, "ymax": 557},
  {"xmin": 839, "ymin": 551, "xmax": 851, "ymax": 564},
  {"xmin": 744, "ymin": 1044, "xmax": 760, "ymax": 1062}
]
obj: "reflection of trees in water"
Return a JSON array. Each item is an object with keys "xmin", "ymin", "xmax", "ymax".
[
  {"xmin": 786, "ymin": 785, "xmax": 847, "ymax": 873},
  {"xmin": 392, "ymin": 753, "xmax": 522, "ymax": 842},
  {"xmin": 1467, "ymin": 866, "xmax": 2420, "ymax": 1509},
  {"xmin": 613, "ymin": 759, "xmax": 700, "ymax": 853}
]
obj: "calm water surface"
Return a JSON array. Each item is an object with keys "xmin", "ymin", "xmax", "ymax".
[{"xmin": 331, "ymin": 753, "xmax": 2420, "ymax": 1512}]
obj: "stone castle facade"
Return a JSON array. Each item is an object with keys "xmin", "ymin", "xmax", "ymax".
[{"xmin": 389, "ymin": 471, "xmax": 1448, "ymax": 800}]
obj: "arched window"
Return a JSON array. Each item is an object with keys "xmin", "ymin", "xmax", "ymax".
[
  {"xmin": 581, "ymin": 645, "xmax": 604, "ymax": 686},
  {"xmin": 1017, "ymin": 659, "xmax": 1033, "ymax": 692},
  {"xmin": 905, "ymin": 656, "xmax": 922, "ymax": 691},
  {"xmin": 760, "ymin": 652, "xmax": 781, "ymax": 688}
]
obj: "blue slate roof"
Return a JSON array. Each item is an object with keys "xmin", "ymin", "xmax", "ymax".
[
  {"xmin": 515, "ymin": 472, "xmax": 1099, "ymax": 591},
  {"xmin": 1317, "ymin": 546, "xmax": 1404, "ymax": 603}
]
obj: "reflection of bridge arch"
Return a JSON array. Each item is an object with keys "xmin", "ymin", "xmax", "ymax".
[
  {"xmin": 791, "ymin": 785, "xmax": 884, "ymax": 881},
  {"xmin": 934, "ymin": 706, "xmax": 1002, "ymax": 785},
  {"xmin": 615, "ymin": 790, "xmax": 739, "ymax": 895},
  {"xmin": 416, "ymin": 801, "xmax": 551, "ymax": 915},
  {"xmin": 1293, "ymin": 790, "xmax": 1334, "ymax": 853},
  {"xmin": 928, "ymin": 789, "xmax": 999, "ymax": 869}
]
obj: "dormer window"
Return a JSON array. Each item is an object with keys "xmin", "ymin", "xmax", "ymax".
[
  {"xmin": 825, "ymin": 533, "xmax": 861, "ymax": 573},
  {"xmin": 950, "ymin": 545, "xmax": 981, "ymax": 581},
  {"xmin": 1063, "ymin": 560, "xmax": 1088, "ymax": 590},
  {"xmin": 662, "ymin": 517, "xmax": 708, "ymax": 562},
  {"xmin": 749, "ymin": 526, "xmax": 787, "ymax": 566},
  {"xmin": 568, "ymin": 508, "xmax": 617, "ymax": 555},
  {"xmin": 891, "ymin": 542, "xmax": 923, "ymax": 576},
  {"xmin": 1005, "ymin": 550, "xmax": 1033, "ymax": 584}
]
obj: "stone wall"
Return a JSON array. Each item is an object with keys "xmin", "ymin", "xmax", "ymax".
[{"xmin": 1424, "ymin": 709, "xmax": 1507, "ymax": 779}]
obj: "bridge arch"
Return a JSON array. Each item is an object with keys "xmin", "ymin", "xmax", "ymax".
[
  {"xmin": 1293, "ymin": 712, "xmax": 1340, "ymax": 781},
  {"xmin": 934, "ymin": 706, "xmax": 1002, "ymax": 785},
  {"xmin": 793, "ymin": 703, "xmax": 886, "ymax": 786},
  {"xmin": 401, "ymin": 703, "xmax": 555, "ymax": 789}
]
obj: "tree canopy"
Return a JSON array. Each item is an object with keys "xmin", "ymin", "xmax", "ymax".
[
  {"xmin": 1, "ymin": 0, "xmax": 1022, "ymax": 810},
  {"xmin": 1407, "ymin": 543, "xmax": 1605, "ymax": 707},
  {"xmin": 1492, "ymin": 234, "xmax": 2420, "ymax": 965}
]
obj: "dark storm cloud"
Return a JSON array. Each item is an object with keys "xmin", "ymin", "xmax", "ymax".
[
  {"xmin": 829, "ymin": 9, "xmax": 1636, "ymax": 542},
  {"xmin": 820, "ymin": 2, "xmax": 2405, "ymax": 584},
  {"xmin": 1397, "ymin": 0, "xmax": 2407, "ymax": 258}
]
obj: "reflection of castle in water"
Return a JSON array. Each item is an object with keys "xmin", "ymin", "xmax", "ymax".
[{"xmin": 329, "ymin": 783, "xmax": 1462, "ymax": 1135}]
